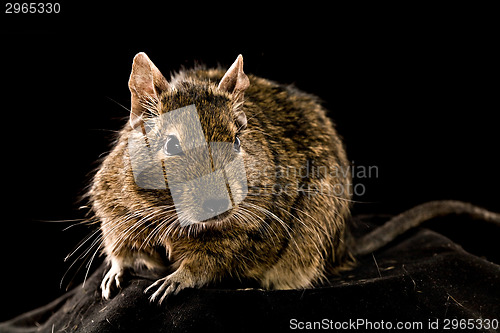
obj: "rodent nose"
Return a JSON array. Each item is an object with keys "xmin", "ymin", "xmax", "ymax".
[{"xmin": 202, "ymin": 198, "xmax": 230, "ymax": 215}]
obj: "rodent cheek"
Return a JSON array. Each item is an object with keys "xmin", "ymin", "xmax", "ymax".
[{"xmin": 156, "ymin": 150, "xmax": 168, "ymax": 160}]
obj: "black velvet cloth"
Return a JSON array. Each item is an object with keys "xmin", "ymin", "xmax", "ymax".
[{"xmin": 1, "ymin": 213, "xmax": 499, "ymax": 333}]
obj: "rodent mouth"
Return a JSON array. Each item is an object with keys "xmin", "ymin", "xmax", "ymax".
[{"xmin": 198, "ymin": 210, "xmax": 233, "ymax": 223}]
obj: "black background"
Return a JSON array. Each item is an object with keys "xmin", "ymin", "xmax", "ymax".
[{"xmin": 1, "ymin": 3, "xmax": 498, "ymax": 321}]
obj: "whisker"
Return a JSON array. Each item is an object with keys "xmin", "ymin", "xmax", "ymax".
[
  {"xmin": 240, "ymin": 202, "xmax": 300, "ymax": 251},
  {"xmin": 64, "ymin": 228, "xmax": 102, "ymax": 262},
  {"xmin": 106, "ymin": 96, "xmax": 131, "ymax": 114},
  {"xmin": 83, "ymin": 240, "xmax": 102, "ymax": 288},
  {"xmin": 60, "ymin": 229, "xmax": 102, "ymax": 290}
]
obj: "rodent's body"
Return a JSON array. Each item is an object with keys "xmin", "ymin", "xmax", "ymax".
[{"xmin": 91, "ymin": 54, "xmax": 353, "ymax": 302}]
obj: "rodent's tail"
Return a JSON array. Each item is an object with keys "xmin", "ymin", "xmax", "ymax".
[{"xmin": 352, "ymin": 200, "xmax": 500, "ymax": 257}]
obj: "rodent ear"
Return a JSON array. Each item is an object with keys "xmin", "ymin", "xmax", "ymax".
[
  {"xmin": 218, "ymin": 54, "xmax": 250, "ymax": 94},
  {"xmin": 218, "ymin": 54, "xmax": 250, "ymax": 130},
  {"xmin": 128, "ymin": 52, "xmax": 170, "ymax": 129}
]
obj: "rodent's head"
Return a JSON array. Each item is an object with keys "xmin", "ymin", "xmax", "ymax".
[{"xmin": 92, "ymin": 53, "xmax": 272, "ymax": 238}]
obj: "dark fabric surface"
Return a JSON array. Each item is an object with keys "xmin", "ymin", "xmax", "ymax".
[{"xmin": 1, "ymin": 213, "xmax": 499, "ymax": 333}]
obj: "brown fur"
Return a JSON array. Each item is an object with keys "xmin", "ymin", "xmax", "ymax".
[{"xmin": 90, "ymin": 54, "xmax": 354, "ymax": 303}]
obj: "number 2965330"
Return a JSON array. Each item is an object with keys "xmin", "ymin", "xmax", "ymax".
[{"xmin": 5, "ymin": 3, "xmax": 60, "ymax": 14}]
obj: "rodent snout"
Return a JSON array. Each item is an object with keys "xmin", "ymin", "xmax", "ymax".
[{"xmin": 202, "ymin": 198, "xmax": 230, "ymax": 216}]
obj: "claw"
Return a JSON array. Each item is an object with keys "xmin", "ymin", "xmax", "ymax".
[
  {"xmin": 101, "ymin": 260, "xmax": 124, "ymax": 300},
  {"xmin": 144, "ymin": 277, "xmax": 166, "ymax": 295},
  {"xmin": 144, "ymin": 269, "xmax": 195, "ymax": 304},
  {"xmin": 115, "ymin": 274, "xmax": 121, "ymax": 288}
]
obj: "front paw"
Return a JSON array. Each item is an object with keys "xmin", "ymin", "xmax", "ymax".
[
  {"xmin": 101, "ymin": 264, "xmax": 124, "ymax": 300},
  {"xmin": 144, "ymin": 269, "xmax": 197, "ymax": 304}
]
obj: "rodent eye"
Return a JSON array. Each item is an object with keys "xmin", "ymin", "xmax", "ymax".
[
  {"xmin": 164, "ymin": 135, "xmax": 184, "ymax": 156},
  {"xmin": 233, "ymin": 136, "xmax": 241, "ymax": 152}
]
